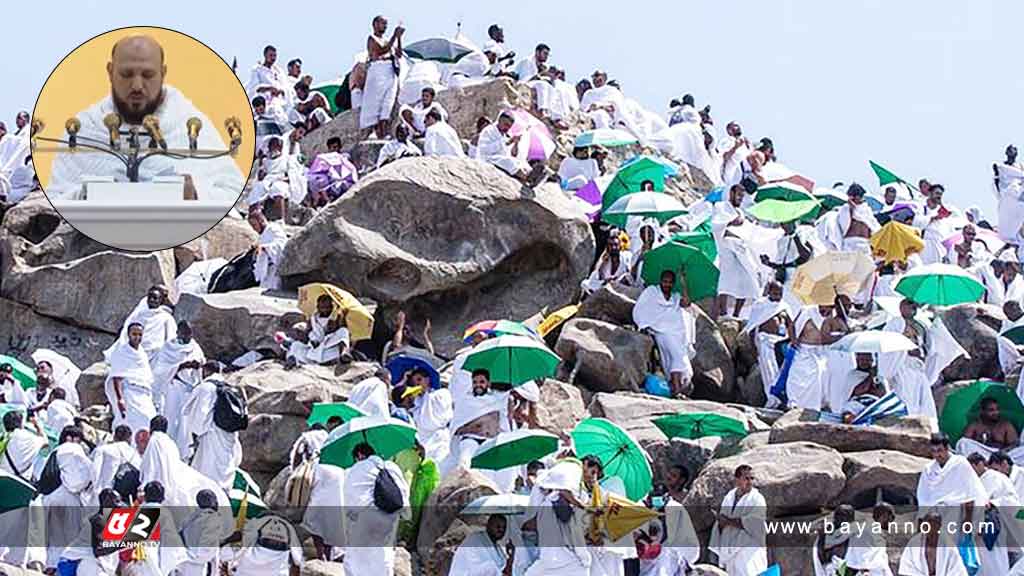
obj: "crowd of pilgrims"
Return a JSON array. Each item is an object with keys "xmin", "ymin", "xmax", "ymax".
[{"xmin": 3, "ymin": 12, "xmax": 1024, "ymax": 576}]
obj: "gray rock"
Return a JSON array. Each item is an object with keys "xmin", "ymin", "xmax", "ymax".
[
  {"xmin": 692, "ymin": 307, "xmax": 736, "ymax": 402},
  {"xmin": 176, "ymin": 288, "xmax": 305, "ymax": 362},
  {"xmin": 173, "ymin": 215, "xmax": 257, "ymax": 273},
  {"xmin": 588, "ymin": 392, "xmax": 750, "ymax": 446},
  {"xmin": 0, "ymin": 298, "xmax": 115, "ymax": 372},
  {"xmin": 939, "ymin": 304, "xmax": 1003, "ymax": 382},
  {"xmin": 646, "ymin": 436, "xmax": 722, "ymax": 491},
  {"xmin": 228, "ymin": 359, "xmax": 375, "ymax": 415},
  {"xmin": 836, "ymin": 449, "xmax": 930, "ymax": 508},
  {"xmin": 768, "ymin": 408, "xmax": 933, "ymax": 458},
  {"xmin": 690, "ymin": 566, "xmax": 728, "ymax": 576},
  {"xmin": 577, "ymin": 282, "xmax": 642, "ymax": 326},
  {"xmin": 683, "ymin": 441, "xmax": 845, "ymax": 531},
  {"xmin": 0, "ymin": 190, "xmax": 106, "ymax": 275},
  {"xmin": 77, "ymin": 361, "xmax": 109, "ymax": 409},
  {"xmin": 277, "ymin": 157, "xmax": 594, "ymax": 358},
  {"xmin": 238, "ymin": 413, "xmax": 308, "ymax": 475},
  {"xmin": 735, "ymin": 370, "xmax": 767, "ymax": 408},
  {"xmin": 555, "ymin": 318, "xmax": 651, "ymax": 393},
  {"xmin": 300, "ymin": 560, "xmax": 343, "ymax": 576},
  {"xmin": 1, "ymin": 250, "xmax": 175, "ymax": 334},
  {"xmin": 535, "ymin": 379, "xmax": 586, "ymax": 437},
  {"xmin": 416, "ymin": 468, "xmax": 499, "ymax": 572}
]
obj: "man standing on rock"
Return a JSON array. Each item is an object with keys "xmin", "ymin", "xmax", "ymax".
[
  {"xmin": 633, "ymin": 269, "xmax": 696, "ymax": 398},
  {"xmin": 177, "ymin": 361, "xmax": 243, "ymax": 489},
  {"xmin": 105, "ymin": 322, "xmax": 158, "ymax": 437},
  {"xmin": 360, "ymin": 15, "xmax": 404, "ymax": 140},
  {"xmin": 711, "ymin": 184, "xmax": 760, "ymax": 319},
  {"xmin": 107, "ymin": 285, "xmax": 177, "ymax": 362},
  {"xmin": 646, "ymin": 464, "xmax": 699, "ymax": 576},
  {"xmin": 879, "ymin": 298, "xmax": 939, "ymax": 421},
  {"xmin": 917, "ymin": 433, "xmax": 988, "ymax": 532},
  {"xmin": 248, "ymin": 208, "xmax": 288, "ymax": 291},
  {"xmin": 708, "ymin": 464, "xmax": 768, "ymax": 575},
  {"xmin": 150, "ymin": 320, "xmax": 205, "ymax": 418}
]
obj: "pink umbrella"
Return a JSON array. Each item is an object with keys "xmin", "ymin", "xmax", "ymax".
[
  {"xmin": 505, "ymin": 108, "xmax": 555, "ymax": 162},
  {"xmin": 942, "ymin": 226, "xmax": 1005, "ymax": 253}
]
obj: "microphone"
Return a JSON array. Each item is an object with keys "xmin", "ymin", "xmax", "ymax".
[
  {"xmin": 224, "ymin": 116, "xmax": 242, "ymax": 148},
  {"xmin": 103, "ymin": 113, "xmax": 122, "ymax": 149},
  {"xmin": 142, "ymin": 115, "xmax": 167, "ymax": 150},
  {"xmin": 186, "ymin": 117, "xmax": 202, "ymax": 151},
  {"xmin": 30, "ymin": 119, "xmax": 45, "ymax": 138},
  {"xmin": 64, "ymin": 118, "xmax": 81, "ymax": 148}
]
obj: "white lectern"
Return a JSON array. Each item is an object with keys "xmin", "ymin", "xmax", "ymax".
[{"xmin": 49, "ymin": 176, "xmax": 237, "ymax": 251}]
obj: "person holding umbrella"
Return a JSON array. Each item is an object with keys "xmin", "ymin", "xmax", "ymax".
[{"xmin": 633, "ymin": 269, "xmax": 696, "ymax": 398}]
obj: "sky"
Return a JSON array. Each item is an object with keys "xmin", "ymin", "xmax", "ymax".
[{"xmin": 3, "ymin": 0, "xmax": 1021, "ymax": 216}]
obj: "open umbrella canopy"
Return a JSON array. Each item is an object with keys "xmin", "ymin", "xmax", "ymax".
[
  {"xmin": 600, "ymin": 490, "xmax": 661, "ymax": 541},
  {"xmin": 470, "ymin": 429, "xmax": 559, "ymax": 470},
  {"xmin": 571, "ymin": 418, "xmax": 652, "ymax": 501},
  {"xmin": 754, "ymin": 182, "xmax": 816, "ymax": 203},
  {"xmin": 939, "ymin": 380, "xmax": 1024, "ymax": 444},
  {"xmin": 386, "ymin": 353, "xmax": 442, "ymax": 390},
  {"xmin": 602, "ymin": 192, "xmax": 688, "ymax": 228},
  {"xmin": 791, "ymin": 251, "xmax": 875, "ymax": 306},
  {"xmin": 747, "ymin": 198, "xmax": 821, "ymax": 224},
  {"xmin": 574, "ymin": 128, "xmax": 638, "ymax": 148},
  {"xmin": 320, "ymin": 417, "xmax": 418, "ymax": 468},
  {"xmin": 0, "ymin": 471, "xmax": 36, "ymax": 510},
  {"xmin": 640, "ymin": 241, "xmax": 720, "ymax": 301},
  {"xmin": 831, "ymin": 331, "xmax": 917, "ymax": 354},
  {"xmin": 229, "ymin": 488, "xmax": 269, "ymax": 520},
  {"xmin": 602, "ymin": 156, "xmax": 676, "ymax": 212},
  {"xmin": 653, "ymin": 413, "xmax": 748, "ymax": 440},
  {"xmin": 896, "ymin": 263, "xmax": 986, "ymax": 307},
  {"xmin": 0, "ymin": 355, "xmax": 35, "ymax": 390},
  {"xmin": 1002, "ymin": 320, "xmax": 1024, "ymax": 346},
  {"xmin": 307, "ymin": 402, "xmax": 366, "ymax": 427},
  {"xmin": 462, "ymin": 493, "xmax": 531, "ymax": 516},
  {"xmin": 538, "ymin": 305, "xmax": 579, "ymax": 338},
  {"xmin": 463, "ymin": 320, "xmax": 537, "ymax": 343},
  {"xmin": 814, "ymin": 188, "xmax": 846, "ymax": 211},
  {"xmin": 871, "ymin": 222, "xmax": 924, "ymax": 264},
  {"xmin": 462, "ymin": 335, "xmax": 560, "ymax": 386},
  {"xmin": 404, "ymin": 37, "xmax": 476, "ymax": 63},
  {"xmin": 297, "ymin": 283, "xmax": 374, "ymax": 342},
  {"xmin": 233, "ymin": 469, "xmax": 263, "ymax": 497},
  {"xmin": 671, "ymin": 221, "xmax": 717, "ymax": 263}
]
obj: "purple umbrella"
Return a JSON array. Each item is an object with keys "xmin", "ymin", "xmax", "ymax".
[{"xmin": 307, "ymin": 152, "xmax": 358, "ymax": 199}]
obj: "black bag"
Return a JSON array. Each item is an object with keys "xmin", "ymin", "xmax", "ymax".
[
  {"xmin": 36, "ymin": 451, "xmax": 62, "ymax": 495},
  {"xmin": 213, "ymin": 384, "xmax": 249, "ymax": 433},
  {"xmin": 553, "ymin": 494, "xmax": 574, "ymax": 523},
  {"xmin": 112, "ymin": 461, "xmax": 141, "ymax": 502},
  {"xmin": 372, "ymin": 466, "xmax": 403, "ymax": 514},
  {"xmin": 208, "ymin": 247, "xmax": 258, "ymax": 294}
]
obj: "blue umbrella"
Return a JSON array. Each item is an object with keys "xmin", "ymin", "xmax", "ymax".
[
  {"xmin": 620, "ymin": 155, "xmax": 680, "ymax": 177},
  {"xmin": 704, "ymin": 186, "xmax": 725, "ymax": 203},
  {"xmin": 386, "ymin": 354, "xmax": 441, "ymax": 390}
]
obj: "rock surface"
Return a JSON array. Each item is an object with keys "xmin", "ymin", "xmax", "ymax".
[
  {"xmin": 278, "ymin": 157, "xmax": 594, "ymax": 357},
  {"xmin": 173, "ymin": 215, "xmax": 257, "ymax": 273},
  {"xmin": 691, "ymin": 308, "xmax": 736, "ymax": 401},
  {"xmin": 836, "ymin": 449, "xmax": 929, "ymax": 508},
  {"xmin": 535, "ymin": 379, "xmax": 587, "ymax": 436},
  {"xmin": 176, "ymin": 288, "xmax": 305, "ymax": 362},
  {"xmin": 768, "ymin": 409, "xmax": 933, "ymax": 458},
  {"xmin": 577, "ymin": 282, "xmax": 642, "ymax": 326},
  {"xmin": 77, "ymin": 361, "xmax": 109, "ymax": 409},
  {"xmin": 555, "ymin": 318, "xmax": 651, "ymax": 393},
  {"xmin": 0, "ymin": 298, "xmax": 114, "ymax": 370},
  {"xmin": 939, "ymin": 304, "xmax": 1002, "ymax": 381},
  {"xmin": 683, "ymin": 441, "xmax": 845, "ymax": 530},
  {"xmin": 416, "ymin": 468, "xmax": 499, "ymax": 575},
  {"xmin": 0, "ymin": 190, "xmax": 107, "ymax": 275}
]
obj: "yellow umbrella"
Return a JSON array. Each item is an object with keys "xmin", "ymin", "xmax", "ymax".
[
  {"xmin": 297, "ymin": 283, "xmax": 374, "ymax": 342},
  {"xmin": 538, "ymin": 305, "xmax": 579, "ymax": 337},
  {"xmin": 871, "ymin": 221, "xmax": 924, "ymax": 264},
  {"xmin": 791, "ymin": 251, "xmax": 875, "ymax": 306},
  {"xmin": 588, "ymin": 482, "xmax": 660, "ymax": 543}
]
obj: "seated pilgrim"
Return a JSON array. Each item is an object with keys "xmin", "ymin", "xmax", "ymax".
[
  {"xmin": 838, "ymin": 353, "xmax": 889, "ymax": 424},
  {"xmin": 282, "ymin": 294, "xmax": 352, "ymax": 368},
  {"xmin": 956, "ymin": 397, "xmax": 1024, "ymax": 464},
  {"xmin": 581, "ymin": 232, "xmax": 633, "ymax": 296}
]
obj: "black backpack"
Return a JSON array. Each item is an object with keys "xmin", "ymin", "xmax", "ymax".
[
  {"xmin": 208, "ymin": 248, "xmax": 258, "ymax": 294},
  {"xmin": 213, "ymin": 384, "xmax": 249, "ymax": 433},
  {"xmin": 373, "ymin": 466, "xmax": 403, "ymax": 514},
  {"xmin": 36, "ymin": 451, "xmax": 62, "ymax": 495},
  {"xmin": 112, "ymin": 461, "xmax": 141, "ymax": 502}
]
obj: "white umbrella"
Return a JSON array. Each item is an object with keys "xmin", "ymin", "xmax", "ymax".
[
  {"xmin": 831, "ymin": 331, "xmax": 917, "ymax": 354},
  {"xmin": 602, "ymin": 192, "xmax": 688, "ymax": 226},
  {"xmin": 30, "ymin": 349, "xmax": 81, "ymax": 408},
  {"xmin": 461, "ymin": 493, "xmax": 531, "ymax": 516}
]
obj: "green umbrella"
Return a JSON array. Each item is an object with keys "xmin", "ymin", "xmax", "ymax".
[
  {"xmin": 653, "ymin": 413, "xmax": 749, "ymax": 440},
  {"xmin": 307, "ymin": 402, "xmax": 366, "ymax": 427},
  {"xmin": 640, "ymin": 241, "xmax": 720, "ymax": 301},
  {"xmin": 939, "ymin": 380, "xmax": 1024, "ymax": 444},
  {"xmin": 754, "ymin": 182, "xmax": 815, "ymax": 203},
  {"xmin": 602, "ymin": 156, "xmax": 673, "ymax": 212},
  {"xmin": 471, "ymin": 429, "xmax": 559, "ymax": 470},
  {"xmin": 571, "ymin": 418, "xmax": 652, "ymax": 501},
  {"xmin": 895, "ymin": 263, "xmax": 985, "ymax": 306},
  {"xmin": 0, "ymin": 472, "xmax": 36, "ymax": 511},
  {"xmin": 310, "ymin": 79, "xmax": 344, "ymax": 115},
  {"xmin": 229, "ymin": 488, "xmax": 268, "ymax": 520},
  {"xmin": 602, "ymin": 192, "xmax": 688, "ymax": 228},
  {"xmin": 815, "ymin": 191, "xmax": 847, "ymax": 211},
  {"xmin": 0, "ymin": 355, "xmax": 36, "ymax": 390},
  {"xmin": 747, "ymin": 199, "xmax": 821, "ymax": 224},
  {"xmin": 233, "ymin": 469, "xmax": 263, "ymax": 498},
  {"xmin": 870, "ymin": 160, "xmax": 917, "ymax": 192},
  {"xmin": 671, "ymin": 229, "xmax": 717, "ymax": 263},
  {"xmin": 1002, "ymin": 324, "xmax": 1024, "ymax": 346},
  {"xmin": 319, "ymin": 417, "xmax": 417, "ymax": 469},
  {"xmin": 462, "ymin": 335, "xmax": 561, "ymax": 386}
]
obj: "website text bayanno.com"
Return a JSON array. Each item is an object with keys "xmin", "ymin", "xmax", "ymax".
[{"xmin": 767, "ymin": 518, "xmax": 997, "ymax": 540}]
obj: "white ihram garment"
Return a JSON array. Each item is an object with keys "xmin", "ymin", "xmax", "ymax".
[
  {"xmin": 104, "ymin": 341, "xmax": 157, "ymax": 437},
  {"xmin": 633, "ymin": 285, "xmax": 695, "ymax": 379},
  {"xmin": 360, "ymin": 53, "xmax": 399, "ymax": 130},
  {"xmin": 178, "ymin": 379, "xmax": 242, "ymax": 489},
  {"xmin": 708, "ymin": 487, "xmax": 768, "ymax": 576}
]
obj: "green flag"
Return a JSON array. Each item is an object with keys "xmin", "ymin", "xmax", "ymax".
[{"xmin": 869, "ymin": 161, "xmax": 918, "ymax": 194}]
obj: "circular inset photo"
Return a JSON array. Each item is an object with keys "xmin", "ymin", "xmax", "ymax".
[{"xmin": 31, "ymin": 26, "xmax": 255, "ymax": 252}]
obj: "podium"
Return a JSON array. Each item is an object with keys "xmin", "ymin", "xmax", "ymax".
[{"xmin": 49, "ymin": 176, "xmax": 237, "ymax": 251}]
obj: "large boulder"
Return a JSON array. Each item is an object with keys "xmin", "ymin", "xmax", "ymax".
[
  {"xmin": 691, "ymin": 308, "xmax": 736, "ymax": 401},
  {"xmin": 735, "ymin": 369, "xmax": 766, "ymax": 408},
  {"xmin": 577, "ymin": 282, "xmax": 642, "ymax": 326},
  {"xmin": 1, "ymin": 250, "xmax": 175, "ymax": 334},
  {"xmin": 0, "ymin": 190, "xmax": 107, "ymax": 275},
  {"xmin": 535, "ymin": 379, "xmax": 586, "ymax": 436},
  {"xmin": 278, "ymin": 157, "xmax": 594, "ymax": 357},
  {"xmin": 0, "ymin": 298, "xmax": 115, "ymax": 371},
  {"xmin": 939, "ymin": 304, "xmax": 1003, "ymax": 381},
  {"xmin": 683, "ymin": 441, "xmax": 845, "ymax": 530},
  {"xmin": 228, "ymin": 360, "xmax": 375, "ymax": 412},
  {"xmin": 238, "ymin": 413, "xmax": 308, "ymax": 478},
  {"xmin": 176, "ymin": 288, "xmax": 305, "ymax": 362},
  {"xmin": 301, "ymin": 78, "xmax": 530, "ymax": 159},
  {"xmin": 77, "ymin": 362, "xmax": 109, "ymax": 409},
  {"xmin": 173, "ymin": 215, "xmax": 257, "ymax": 273},
  {"xmin": 554, "ymin": 318, "xmax": 651, "ymax": 393},
  {"xmin": 588, "ymin": 392, "xmax": 750, "ymax": 445},
  {"xmin": 768, "ymin": 409, "xmax": 933, "ymax": 458},
  {"xmin": 416, "ymin": 468, "xmax": 499, "ymax": 574},
  {"xmin": 836, "ymin": 449, "xmax": 930, "ymax": 508}
]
